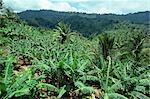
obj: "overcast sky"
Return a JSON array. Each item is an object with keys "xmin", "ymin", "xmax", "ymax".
[{"xmin": 3, "ymin": 0, "xmax": 150, "ymax": 14}]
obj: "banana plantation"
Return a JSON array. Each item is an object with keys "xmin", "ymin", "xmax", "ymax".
[{"xmin": 0, "ymin": 5, "xmax": 150, "ymax": 99}]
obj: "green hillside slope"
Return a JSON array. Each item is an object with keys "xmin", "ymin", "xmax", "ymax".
[
  {"xmin": 18, "ymin": 10, "xmax": 150, "ymax": 36},
  {"xmin": 0, "ymin": 8, "xmax": 150, "ymax": 99}
]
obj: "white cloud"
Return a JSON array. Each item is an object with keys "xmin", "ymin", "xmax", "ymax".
[
  {"xmin": 3, "ymin": 0, "xmax": 150, "ymax": 14},
  {"xmin": 76, "ymin": 0, "xmax": 150, "ymax": 14},
  {"xmin": 3, "ymin": 0, "xmax": 78, "ymax": 12},
  {"xmin": 51, "ymin": 0, "xmax": 91, "ymax": 3}
]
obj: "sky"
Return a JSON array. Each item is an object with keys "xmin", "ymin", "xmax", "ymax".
[{"xmin": 3, "ymin": 0, "xmax": 150, "ymax": 14}]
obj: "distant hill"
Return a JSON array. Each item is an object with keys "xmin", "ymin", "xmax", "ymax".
[{"xmin": 18, "ymin": 10, "xmax": 150, "ymax": 36}]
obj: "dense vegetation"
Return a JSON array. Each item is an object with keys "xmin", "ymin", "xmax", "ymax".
[
  {"xmin": 0, "ymin": 2, "xmax": 150, "ymax": 99},
  {"xmin": 18, "ymin": 10, "xmax": 150, "ymax": 37}
]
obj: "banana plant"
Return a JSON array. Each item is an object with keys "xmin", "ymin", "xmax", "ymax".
[{"xmin": 0, "ymin": 55, "xmax": 44, "ymax": 99}]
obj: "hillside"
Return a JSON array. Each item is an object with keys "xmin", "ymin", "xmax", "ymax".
[
  {"xmin": 18, "ymin": 10, "xmax": 150, "ymax": 36},
  {"xmin": 0, "ymin": 5, "xmax": 150, "ymax": 99},
  {"xmin": 1, "ymin": 0, "xmax": 150, "ymax": 97}
]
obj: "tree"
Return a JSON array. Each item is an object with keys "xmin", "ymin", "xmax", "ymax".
[
  {"xmin": 55, "ymin": 22, "xmax": 72, "ymax": 44},
  {"xmin": 0, "ymin": 0, "xmax": 6, "ymax": 27},
  {"xmin": 99, "ymin": 33, "xmax": 114, "ymax": 60},
  {"xmin": 0, "ymin": 0, "xmax": 3, "ymax": 9}
]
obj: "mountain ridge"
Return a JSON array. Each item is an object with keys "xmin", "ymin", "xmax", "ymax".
[{"xmin": 18, "ymin": 10, "xmax": 150, "ymax": 36}]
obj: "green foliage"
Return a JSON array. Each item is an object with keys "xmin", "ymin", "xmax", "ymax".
[
  {"xmin": 75, "ymin": 81, "xmax": 95, "ymax": 94},
  {"xmin": 0, "ymin": 8, "xmax": 149, "ymax": 99},
  {"xmin": 99, "ymin": 33, "xmax": 114, "ymax": 59},
  {"xmin": 55, "ymin": 22, "xmax": 76, "ymax": 44},
  {"xmin": 18, "ymin": 10, "xmax": 149, "ymax": 37},
  {"xmin": 0, "ymin": 0, "xmax": 3, "ymax": 9},
  {"xmin": 3, "ymin": 55, "xmax": 16, "ymax": 84}
]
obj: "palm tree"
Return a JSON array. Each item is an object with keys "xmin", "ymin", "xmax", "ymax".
[
  {"xmin": 55, "ymin": 22, "xmax": 71, "ymax": 44},
  {"xmin": 99, "ymin": 33, "xmax": 114, "ymax": 60}
]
